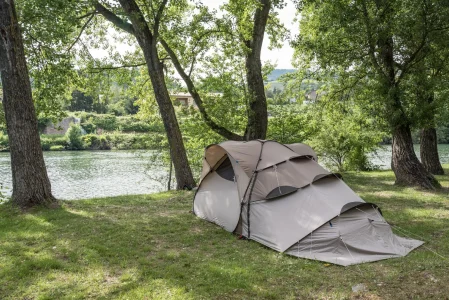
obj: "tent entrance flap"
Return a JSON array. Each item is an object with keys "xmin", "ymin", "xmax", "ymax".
[{"xmin": 215, "ymin": 156, "xmax": 235, "ymax": 181}]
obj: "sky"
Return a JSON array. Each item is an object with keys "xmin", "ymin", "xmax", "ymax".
[
  {"xmin": 91, "ymin": 1, "xmax": 298, "ymax": 69},
  {"xmin": 206, "ymin": 0, "xmax": 298, "ymax": 69}
]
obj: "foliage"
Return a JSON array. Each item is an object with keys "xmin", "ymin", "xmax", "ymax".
[
  {"xmin": 40, "ymin": 135, "xmax": 67, "ymax": 151},
  {"xmin": 0, "ymin": 132, "xmax": 8, "ymax": 151},
  {"xmin": 81, "ymin": 134, "xmax": 110, "ymax": 150},
  {"xmin": 37, "ymin": 115, "xmax": 52, "ymax": 133},
  {"xmin": 295, "ymin": 0, "xmax": 449, "ymax": 131},
  {"xmin": 75, "ymin": 111, "xmax": 163, "ymax": 134},
  {"xmin": 266, "ymin": 104, "xmax": 314, "ymax": 144},
  {"xmin": 178, "ymin": 109, "xmax": 226, "ymax": 179},
  {"xmin": 1, "ymin": 168, "xmax": 449, "ymax": 298},
  {"xmin": 67, "ymin": 90, "xmax": 94, "ymax": 113},
  {"xmin": 65, "ymin": 124, "xmax": 84, "ymax": 150},
  {"xmin": 304, "ymin": 91, "xmax": 385, "ymax": 171},
  {"xmin": 88, "ymin": 114, "xmax": 116, "ymax": 132},
  {"xmin": 49, "ymin": 145, "xmax": 64, "ymax": 151},
  {"xmin": 0, "ymin": 102, "xmax": 5, "ymax": 133},
  {"xmin": 116, "ymin": 117, "xmax": 156, "ymax": 133},
  {"xmin": 80, "ymin": 121, "xmax": 96, "ymax": 134},
  {"xmin": 17, "ymin": 0, "xmax": 89, "ymax": 120}
]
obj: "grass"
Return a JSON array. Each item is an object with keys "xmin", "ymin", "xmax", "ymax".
[{"xmin": 1, "ymin": 167, "xmax": 449, "ymax": 299}]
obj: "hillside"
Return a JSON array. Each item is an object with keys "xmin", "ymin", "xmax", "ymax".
[{"xmin": 267, "ymin": 69, "xmax": 296, "ymax": 81}]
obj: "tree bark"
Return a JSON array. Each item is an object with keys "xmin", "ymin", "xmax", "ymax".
[
  {"xmin": 146, "ymin": 61, "xmax": 195, "ymax": 189},
  {"xmin": 96, "ymin": 0, "xmax": 195, "ymax": 189},
  {"xmin": 391, "ymin": 124, "xmax": 440, "ymax": 189},
  {"xmin": 420, "ymin": 127, "xmax": 444, "ymax": 175},
  {"xmin": 0, "ymin": 0, "xmax": 56, "ymax": 207},
  {"xmin": 244, "ymin": 0, "xmax": 270, "ymax": 140}
]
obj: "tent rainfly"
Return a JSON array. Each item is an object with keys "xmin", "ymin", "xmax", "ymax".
[{"xmin": 193, "ymin": 140, "xmax": 423, "ymax": 266}]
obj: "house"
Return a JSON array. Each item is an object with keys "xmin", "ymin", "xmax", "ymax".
[
  {"xmin": 170, "ymin": 93, "xmax": 197, "ymax": 107},
  {"xmin": 170, "ymin": 92, "xmax": 223, "ymax": 108}
]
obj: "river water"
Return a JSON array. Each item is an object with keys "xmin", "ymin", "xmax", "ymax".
[
  {"xmin": 1, "ymin": 145, "xmax": 448, "ymax": 200},
  {"xmin": 0, "ymin": 151, "xmax": 167, "ymax": 200}
]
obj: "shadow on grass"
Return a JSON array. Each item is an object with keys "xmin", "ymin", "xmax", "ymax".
[{"xmin": 1, "ymin": 172, "xmax": 449, "ymax": 299}]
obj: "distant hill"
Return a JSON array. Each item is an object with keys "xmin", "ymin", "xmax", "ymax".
[{"xmin": 267, "ymin": 69, "xmax": 296, "ymax": 81}]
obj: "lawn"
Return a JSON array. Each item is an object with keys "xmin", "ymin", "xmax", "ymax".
[{"xmin": 1, "ymin": 166, "xmax": 448, "ymax": 299}]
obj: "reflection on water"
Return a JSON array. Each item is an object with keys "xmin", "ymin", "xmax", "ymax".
[
  {"xmin": 0, "ymin": 145, "xmax": 448, "ymax": 200},
  {"xmin": 0, "ymin": 151, "xmax": 167, "ymax": 200}
]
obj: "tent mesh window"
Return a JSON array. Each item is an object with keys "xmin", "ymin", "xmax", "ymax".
[
  {"xmin": 215, "ymin": 156, "xmax": 235, "ymax": 181},
  {"xmin": 265, "ymin": 186, "xmax": 298, "ymax": 200}
]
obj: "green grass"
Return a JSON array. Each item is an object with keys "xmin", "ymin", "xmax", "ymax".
[{"xmin": 1, "ymin": 167, "xmax": 449, "ymax": 299}]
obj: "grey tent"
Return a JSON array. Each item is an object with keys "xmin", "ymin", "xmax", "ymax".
[{"xmin": 193, "ymin": 140, "xmax": 423, "ymax": 266}]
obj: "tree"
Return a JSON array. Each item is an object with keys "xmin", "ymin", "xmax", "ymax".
[
  {"xmin": 413, "ymin": 38, "xmax": 449, "ymax": 175},
  {"xmin": 93, "ymin": 0, "xmax": 195, "ymax": 189},
  {"xmin": 68, "ymin": 90, "xmax": 94, "ymax": 112},
  {"xmin": 0, "ymin": 0, "xmax": 56, "ymax": 207},
  {"xmin": 296, "ymin": 0, "xmax": 449, "ymax": 189},
  {"xmin": 160, "ymin": 0, "xmax": 287, "ymax": 141},
  {"xmin": 234, "ymin": 0, "xmax": 272, "ymax": 140}
]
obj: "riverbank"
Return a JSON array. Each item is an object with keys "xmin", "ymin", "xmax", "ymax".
[
  {"xmin": 1, "ymin": 167, "xmax": 448, "ymax": 299},
  {"xmin": 0, "ymin": 132, "xmax": 166, "ymax": 152}
]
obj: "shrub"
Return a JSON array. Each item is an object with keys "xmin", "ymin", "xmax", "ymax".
[
  {"xmin": 81, "ymin": 121, "xmax": 97, "ymax": 134},
  {"xmin": 117, "ymin": 117, "xmax": 152, "ymax": 133},
  {"xmin": 40, "ymin": 135, "xmax": 67, "ymax": 151},
  {"xmin": 37, "ymin": 115, "xmax": 51, "ymax": 133},
  {"xmin": 49, "ymin": 145, "xmax": 64, "ymax": 151},
  {"xmin": 0, "ymin": 132, "xmax": 8, "ymax": 151},
  {"xmin": 66, "ymin": 124, "xmax": 84, "ymax": 150},
  {"xmin": 82, "ymin": 134, "xmax": 110, "ymax": 150},
  {"xmin": 91, "ymin": 114, "xmax": 117, "ymax": 131}
]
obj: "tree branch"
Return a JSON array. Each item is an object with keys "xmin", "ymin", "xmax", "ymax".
[
  {"xmin": 77, "ymin": 11, "xmax": 96, "ymax": 20},
  {"xmin": 94, "ymin": 1, "xmax": 135, "ymax": 35},
  {"xmin": 67, "ymin": 13, "xmax": 96, "ymax": 53},
  {"xmin": 160, "ymin": 38, "xmax": 244, "ymax": 140},
  {"xmin": 250, "ymin": 0, "xmax": 271, "ymax": 57},
  {"xmin": 361, "ymin": 0, "xmax": 386, "ymax": 79},
  {"xmin": 154, "ymin": 0, "xmax": 169, "ymax": 38}
]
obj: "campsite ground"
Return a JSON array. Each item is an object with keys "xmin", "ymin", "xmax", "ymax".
[{"xmin": 1, "ymin": 166, "xmax": 448, "ymax": 299}]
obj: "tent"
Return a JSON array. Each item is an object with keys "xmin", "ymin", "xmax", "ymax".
[{"xmin": 193, "ymin": 140, "xmax": 423, "ymax": 266}]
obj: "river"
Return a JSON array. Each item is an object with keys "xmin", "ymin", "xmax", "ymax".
[
  {"xmin": 1, "ymin": 145, "xmax": 448, "ymax": 200},
  {"xmin": 0, "ymin": 151, "xmax": 167, "ymax": 200}
]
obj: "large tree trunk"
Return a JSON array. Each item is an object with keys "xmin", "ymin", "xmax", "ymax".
[
  {"xmin": 146, "ymin": 60, "xmax": 195, "ymax": 189},
  {"xmin": 110, "ymin": 0, "xmax": 195, "ymax": 189},
  {"xmin": 244, "ymin": 0, "xmax": 270, "ymax": 140},
  {"xmin": 0, "ymin": 0, "xmax": 56, "ymax": 207},
  {"xmin": 245, "ymin": 52, "xmax": 268, "ymax": 140},
  {"xmin": 391, "ymin": 124, "xmax": 440, "ymax": 189},
  {"xmin": 420, "ymin": 127, "xmax": 444, "ymax": 175}
]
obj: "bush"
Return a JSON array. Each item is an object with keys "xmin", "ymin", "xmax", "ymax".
[
  {"xmin": 40, "ymin": 135, "xmax": 67, "ymax": 151},
  {"xmin": 0, "ymin": 132, "xmax": 8, "ymax": 151},
  {"xmin": 91, "ymin": 114, "xmax": 117, "ymax": 131},
  {"xmin": 37, "ymin": 115, "xmax": 52, "ymax": 133},
  {"xmin": 0, "ymin": 102, "xmax": 6, "ymax": 133},
  {"xmin": 306, "ymin": 105, "xmax": 383, "ymax": 172},
  {"xmin": 81, "ymin": 121, "xmax": 97, "ymax": 134},
  {"xmin": 49, "ymin": 145, "xmax": 65, "ymax": 151},
  {"xmin": 82, "ymin": 134, "xmax": 110, "ymax": 150},
  {"xmin": 117, "ymin": 117, "xmax": 152, "ymax": 133},
  {"xmin": 66, "ymin": 124, "xmax": 84, "ymax": 150}
]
